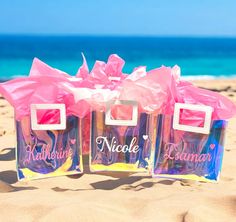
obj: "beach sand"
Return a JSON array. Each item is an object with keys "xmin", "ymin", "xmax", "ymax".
[{"xmin": 0, "ymin": 79, "xmax": 236, "ymax": 222}]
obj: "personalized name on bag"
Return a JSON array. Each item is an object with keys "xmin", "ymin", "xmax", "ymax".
[
  {"xmin": 163, "ymin": 142, "xmax": 213, "ymax": 163},
  {"xmin": 24, "ymin": 144, "xmax": 73, "ymax": 164},
  {"xmin": 96, "ymin": 136, "xmax": 140, "ymax": 153}
]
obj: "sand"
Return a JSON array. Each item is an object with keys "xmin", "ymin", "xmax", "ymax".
[{"xmin": 0, "ymin": 79, "xmax": 236, "ymax": 222}]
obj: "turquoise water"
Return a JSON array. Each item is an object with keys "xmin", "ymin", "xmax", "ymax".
[{"xmin": 0, "ymin": 35, "xmax": 236, "ymax": 80}]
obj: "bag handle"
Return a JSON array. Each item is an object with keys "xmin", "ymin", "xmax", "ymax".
[
  {"xmin": 30, "ymin": 104, "xmax": 66, "ymax": 130},
  {"xmin": 105, "ymin": 100, "xmax": 138, "ymax": 126},
  {"xmin": 173, "ymin": 103, "xmax": 213, "ymax": 134}
]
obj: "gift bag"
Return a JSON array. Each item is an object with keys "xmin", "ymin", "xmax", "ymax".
[
  {"xmin": 0, "ymin": 75, "xmax": 83, "ymax": 180},
  {"xmin": 152, "ymin": 73, "xmax": 236, "ymax": 182},
  {"xmin": 88, "ymin": 65, "xmax": 176, "ymax": 172},
  {"xmin": 152, "ymin": 104, "xmax": 227, "ymax": 182}
]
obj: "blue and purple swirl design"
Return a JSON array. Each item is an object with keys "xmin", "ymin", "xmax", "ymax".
[
  {"xmin": 152, "ymin": 114, "xmax": 227, "ymax": 182},
  {"xmin": 16, "ymin": 115, "xmax": 82, "ymax": 180},
  {"xmin": 90, "ymin": 111, "xmax": 152, "ymax": 172}
]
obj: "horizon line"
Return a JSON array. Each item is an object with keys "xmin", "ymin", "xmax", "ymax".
[{"xmin": 0, "ymin": 33, "xmax": 236, "ymax": 39}]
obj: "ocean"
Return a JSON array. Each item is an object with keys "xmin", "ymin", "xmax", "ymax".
[{"xmin": 0, "ymin": 35, "xmax": 236, "ymax": 80}]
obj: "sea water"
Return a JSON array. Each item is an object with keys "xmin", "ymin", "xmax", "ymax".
[{"xmin": 0, "ymin": 35, "xmax": 236, "ymax": 80}]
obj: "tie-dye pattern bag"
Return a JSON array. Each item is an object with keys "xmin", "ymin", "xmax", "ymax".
[
  {"xmin": 88, "ymin": 66, "xmax": 176, "ymax": 172},
  {"xmin": 152, "ymin": 71, "xmax": 236, "ymax": 182},
  {"xmin": 0, "ymin": 75, "xmax": 84, "ymax": 181}
]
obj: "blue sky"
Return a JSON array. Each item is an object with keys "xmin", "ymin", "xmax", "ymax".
[{"xmin": 0, "ymin": 0, "xmax": 235, "ymax": 36}]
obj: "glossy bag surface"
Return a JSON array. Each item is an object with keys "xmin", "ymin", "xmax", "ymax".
[
  {"xmin": 152, "ymin": 114, "xmax": 227, "ymax": 182},
  {"xmin": 90, "ymin": 104, "xmax": 152, "ymax": 172},
  {"xmin": 16, "ymin": 115, "xmax": 83, "ymax": 181}
]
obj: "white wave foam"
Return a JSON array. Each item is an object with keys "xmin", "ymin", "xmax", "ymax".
[{"xmin": 182, "ymin": 74, "xmax": 236, "ymax": 80}]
